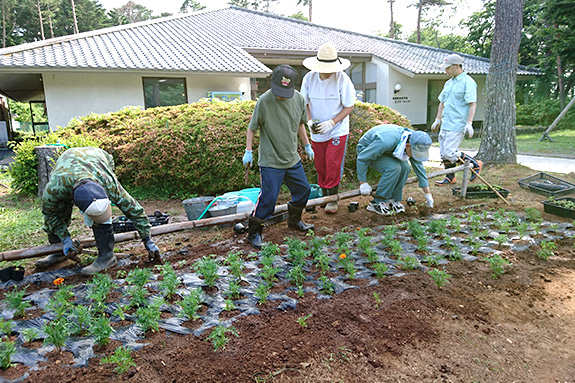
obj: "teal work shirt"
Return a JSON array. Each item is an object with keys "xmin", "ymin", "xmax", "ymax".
[
  {"xmin": 356, "ymin": 124, "xmax": 429, "ymax": 188},
  {"xmin": 42, "ymin": 147, "xmax": 151, "ymax": 239},
  {"xmin": 438, "ymin": 72, "xmax": 477, "ymax": 132},
  {"xmin": 248, "ymin": 90, "xmax": 307, "ymax": 169}
]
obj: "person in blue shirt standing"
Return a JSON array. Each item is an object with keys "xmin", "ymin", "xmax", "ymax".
[
  {"xmin": 431, "ymin": 53, "xmax": 483, "ymax": 185},
  {"xmin": 357, "ymin": 124, "xmax": 434, "ymax": 216}
]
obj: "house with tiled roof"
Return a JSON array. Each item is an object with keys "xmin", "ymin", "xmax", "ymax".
[{"xmin": 0, "ymin": 6, "xmax": 539, "ymax": 133}]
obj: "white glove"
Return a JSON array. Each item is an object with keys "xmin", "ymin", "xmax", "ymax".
[
  {"xmin": 424, "ymin": 193, "xmax": 434, "ymax": 208},
  {"xmin": 359, "ymin": 182, "xmax": 372, "ymax": 196},
  {"xmin": 431, "ymin": 119, "xmax": 441, "ymax": 133},
  {"xmin": 304, "ymin": 143, "xmax": 314, "ymax": 160},
  {"xmin": 464, "ymin": 122, "xmax": 474, "ymax": 138},
  {"xmin": 316, "ymin": 119, "xmax": 335, "ymax": 134}
]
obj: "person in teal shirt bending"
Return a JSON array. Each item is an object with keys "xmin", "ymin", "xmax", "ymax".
[
  {"xmin": 431, "ymin": 53, "xmax": 483, "ymax": 185},
  {"xmin": 357, "ymin": 124, "xmax": 434, "ymax": 216}
]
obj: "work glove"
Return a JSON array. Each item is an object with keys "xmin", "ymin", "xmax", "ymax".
[
  {"xmin": 424, "ymin": 193, "xmax": 434, "ymax": 208},
  {"xmin": 304, "ymin": 143, "xmax": 314, "ymax": 160},
  {"xmin": 242, "ymin": 149, "xmax": 253, "ymax": 167},
  {"xmin": 359, "ymin": 182, "xmax": 373, "ymax": 196},
  {"xmin": 431, "ymin": 119, "xmax": 441, "ymax": 133},
  {"xmin": 464, "ymin": 122, "xmax": 474, "ymax": 138},
  {"xmin": 143, "ymin": 237, "xmax": 161, "ymax": 263},
  {"xmin": 62, "ymin": 235, "xmax": 77, "ymax": 256},
  {"xmin": 316, "ymin": 119, "xmax": 335, "ymax": 134}
]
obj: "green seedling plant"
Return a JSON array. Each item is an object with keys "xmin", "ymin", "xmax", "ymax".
[
  {"xmin": 286, "ymin": 264, "xmax": 306, "ymax": 286},
  {"xmin": 314, "ymin": 253, "xmax": 331, "ymax": 275},
  {"xmin": 416, "ymin": 236, "xmax": 430, "ymax": 254},
  {"xmin": 373, "ymin": 292, "xmax": 381, "ymax": 309},
  {"xmin": 193, "ymin": 255, "xmax": 220, "ymax": 288},
  {"xmin": 372, "ymin": 262, "xmax": 389, "ymax": 279},
  {"xmin": 100, "ymin": 346, "xmax": 137, "ymax": 374},
  {"xmin": 43, "ymin": 318, "xmax": 69, "ymax": 349},
  {"xmin": 517, "ymin": 222, "xmax": 530, "ymax": 238},
  {"xmin": 223, "ymin": 298, "xmax": 236, "ymax": 311},
  {"xmin": 423, "ymin": 254, "xmax": 443, "ymax": 266},
  {"xmin": 260, "ymin": 243, "xmax": 281, "ymax": 259},
  {"xmin": 285, "ymin": 237, "xmax": 307, "ymax": 266},
  {"xmin": 135, "ymin": 296, "xmax": 164, "ymax": 333},
  {"xmin": 19, "ymin": 328, "xmax": 39, "ymax": 343},
  {"xmin": 225, "ymin": 251, "xmax": 245, "ymax": 278},
  {"xmin": 398, "ymin": 255, "xmax": 420, "ymax": 271},
  {"xmin": 428, "ymin": 218, "xmax": 448, "ymax": 238},
  {"xmin": 297, "ymin": 285, "xmax": 305, "ymax": 298},
  {"xmin": 334, "ymin": 231, "xmax": 352, "ymax": 254},
  {"xmin": 156, "ymin": 262, "xmax": 181, "ymax": 299},
  {"xmin": 225, "ymin": 279, "xmax": 242, "ymax": 300},
  {"xmin": 206, "ymin": 324, "xmax": 238, "ymax": 351},
  {"xmin": 3, "ymin": 286, "xmax": 31, "ymax": 317},
  {"xmin": 307, "ymin": 231, "xmax": 328, "ymax": 259},
  {"xmin": 47, "ymin": 284, "xmax": 75, "ymax": 318},
  {"xmin": 449, "ymin": 216, "xmax": 462, "ymax": 232},
  {"xmin": 87, "ymin": 273, "xmax": 114, "ymax": 313},
  {"xmin": 495, "ymin": 234, "xmax": 508, "ymax": 247},
  {"xmin": 0, "ymin": 339, "xmax": 15, "ymax": 369},
  {"xmin": 357, "ymin": 227, "xmax": 373, "ymax": 253},
  {"xmin": 89, "ymin": 315, "xmax": 114, "ymax": 346},
  {"xmin": 485, "ymin": 255, "xmax": 512, "ymax": 279},
  {"xmin": 523, "ymin": 207, "xmax": 542, "ymax": 223},
  {"xmin": 126, "ymin": 267, "xmax": 152, "ymax": 288},
  {"xmin": 537, "ymin": 240, "xmax": 558, "ymax": 260},
  {"xmin": 406, "ymin": 220, "xmax": 425, "ymax": 238},
  {"xmin": 428, "ymin": 268, "xmax": 452, "ymax": 288},
  {"xmin": 260, "ymin": 263, "xmax": 281, "ymax": 284},
  {"xmin": 319, "ymin": 275, "xmax": 335, "ymax": 295},
  {"xmin": 447, "ymin": 247, "xmax": 463, "ymax": 261},
  {"xmin": 126, "ymin": 284, "xmax": 148, "ymax": 309},
  {"xmin": 389, "ymin": 239, "xmax": 403, "ymax": 257},
  {"xmin": 383, "ymin": 225, "xmax": 398, "ymax": 243},
  {"xmin": 255, "ymin": 282, "xmax": 271, "ymax": 305},
  {"xmin": 113, "ymin": 304, "xmax": 127, "ymax": 321},
  {"xmin": 180, "ymin": 288, "xmax": 204, "ymax": 320},
  {"xmin": 297, "ymin": 313, "xmax": 312, "ymax": 328},
  {"xmin": 364, "ymin": 248, "xmax": 378, "ymax": 263},
  {"xmin": 0, "ymin": 319, "xmax": 12, "ymax": 338},
  {"xmin": 498, "ymin": 220, "xmax": 512, "ymax": 235},
  {"xmin": 68, "ymin": 304, "xmax": 94, "ymax": 336}
]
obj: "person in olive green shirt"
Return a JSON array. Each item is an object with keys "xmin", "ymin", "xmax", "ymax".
[
  {"xmin": 242, "ymin": 65, "xmax": 315, "ymax": 249},
  {"xmin": 37, "ymin": 147, "xmax": 161, "ymax": 274}
]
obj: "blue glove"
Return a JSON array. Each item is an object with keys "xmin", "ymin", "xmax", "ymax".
[
  {"xmin": 143, "ymin": 237, "xmax": 161, "ymax": 262},
  {"xmin": 242, "ymin": 150, "xmax": 253, "ymax": 167},
  {"xmin": 304, "ymin": 144, "xmax": 314, "ymax": 160},
  {"xmin": 62, "ymin": 236, "xmax": 77, "ymax": 256}
]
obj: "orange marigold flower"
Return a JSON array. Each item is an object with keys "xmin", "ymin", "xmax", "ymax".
[
  {"xmin": 339, "ymin": 254, "xmax": 347, "ymax": 259},
  {"xmin": 53, "ymin": 277, "xmax": 64, "ymax": 286}
]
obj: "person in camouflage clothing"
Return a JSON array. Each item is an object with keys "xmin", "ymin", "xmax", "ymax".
[{"xmin": 37, "ymin": 147, "xmax": 161, "ymax": 274}]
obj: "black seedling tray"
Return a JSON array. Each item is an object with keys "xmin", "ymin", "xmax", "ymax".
[
  {"xmin": 541, "ymin": 197, "xmax": 575, "ymax": 219},
  {"xmin": 113, "ymin": 211, "xmax": 170, "ymax": 233},
  {"xmin": 518, "ymin": 172, "xmax": 575, "ymax": 197},
  {"xmin": 452, "ymin": 186, "xmax": 509, "ymax": 199}
]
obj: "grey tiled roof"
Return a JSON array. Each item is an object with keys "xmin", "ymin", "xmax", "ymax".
[{"xmin": 0, "ymin": 7, "xmax": 539, "ymax": 76}]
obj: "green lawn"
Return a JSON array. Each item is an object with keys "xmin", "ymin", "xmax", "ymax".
[{"xmin": 448, "ymin": 129, "xmax": 575, "ymax": 157}]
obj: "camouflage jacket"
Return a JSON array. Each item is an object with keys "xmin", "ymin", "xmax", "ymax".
[{"xmin": 42, "ymin": 147, "xmax": 151, "ymax": 239}]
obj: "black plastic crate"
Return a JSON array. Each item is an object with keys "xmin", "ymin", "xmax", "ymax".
[
  {"xmin": 541, "ymin": 197, "xmax": 575, "ymax": 219},
  {"xmin": 113, "ymin": 210, "xmax": 170, "ymax": 233},
  {"xmin": 518, "ymin": 172, "xmax": 575, "ymax": 197},
  {"xmin": 452, "ymin": 186, "xmax": 509, "ymax": 199}
]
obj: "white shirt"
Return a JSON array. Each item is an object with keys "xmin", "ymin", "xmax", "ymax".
[{"xmin": 301, "ymin": 71, "xmax": 356, "ymax": 142}]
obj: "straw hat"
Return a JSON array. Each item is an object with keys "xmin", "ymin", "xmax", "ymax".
[{"xmin": 303, "ymin": 43, "xmax": 351, "ymax": 73}]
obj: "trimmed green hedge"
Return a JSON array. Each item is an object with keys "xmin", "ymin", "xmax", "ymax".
[{"xmin": 11, "ymin": 100, "xmax": 410, "ymax": 199}]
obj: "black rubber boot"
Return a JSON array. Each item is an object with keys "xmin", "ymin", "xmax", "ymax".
[
  {"xmin": 287, "ymin": 203, "xmax": 315, "ymax": 231},
  {"xmin": 247, "ymin": 216, "xmax": 265, "ymax": 250},
  {"xmin": 81, "ymin": 224, "xmax": 117, "ymax": 275},
  {"xmin": 35, "ymin": 234, "xmax": 67, "ymax": 269},
  {"xmin": 324, "ymin": 186, "xmax": 339, "ymax": 213},
  {"xmin": 435, "ymin": 160, "xmax": 457, "ymax": 185}
]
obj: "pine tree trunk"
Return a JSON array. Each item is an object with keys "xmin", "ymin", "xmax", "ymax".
[
  {"xmin": 71, "ymin": 0, "xmax": 79, "ymax": 34},
  {"xmin": 416, "ymin": 0, "xmax": 422, "ymax": 44},
  {"xmin": 308, "ymin": 0, "xmax": 312, "ymax": 22},
  {"xmin": 2, "ymin": 0, "xmax": 6, "ymax": 48},
  {"xmin": 36, "ymin": 0, "xmax": 45, "ymax": 40},
  {"xmin": 389, "ymin": 0, "xmax": 394, "ymax": 39},
  {"xmin": 476, "ymin": 0, "xmax": 524, "ymax": 164}
]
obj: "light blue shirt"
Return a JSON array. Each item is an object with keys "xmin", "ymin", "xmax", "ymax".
[{"xmin": 438, "ymin": 72, "xmax": 477, "ymax": 132}]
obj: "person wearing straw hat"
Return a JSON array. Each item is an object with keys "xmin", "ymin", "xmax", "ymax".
[
  {"xmin": 301, "ymin": 42, "xmax": 356, "ymax": 214},
  {"xmin": 357, "ymin": 124, "xmax": 434, "ymax": 216},
  {"xmin": 242, "ymin": 64, "xmax": 315, "ymax": 250},
  {"xmin": 36, "ymin": 147, "xmax": 161, "ymax": 274},
  {"xmin": 431, "ymin": 53, "xmax": 483, "ymax": 186}
]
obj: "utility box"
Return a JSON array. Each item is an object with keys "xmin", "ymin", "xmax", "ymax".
[{"xmin": 0, "ymin": 122, "xmax": 7, "ymax": 149}]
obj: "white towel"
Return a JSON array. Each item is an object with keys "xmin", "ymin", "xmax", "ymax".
[{"xmin": 392, "ymin": 131, "xmax": 411, "ymax": 161}]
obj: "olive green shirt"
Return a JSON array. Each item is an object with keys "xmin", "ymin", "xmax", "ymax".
[
  {"xmin": 42, "ymin": 147, "xmax": 151, "ymax": 239},
  {"xmin": 248, "ymin": 90, "xmax": 307, "ymax": 169}
]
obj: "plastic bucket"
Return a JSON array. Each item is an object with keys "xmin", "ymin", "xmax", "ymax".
[
  {"xmin": 208, "ymin": 198, "xmax": 238, "ymax": 217},
  {"xmin": 239, "ymin": 188, "xmax": 261, "ymax": 204},
  {"xmin": 182, "ymin": 196, "xmax": 214, "ymax": 221},
  {"xmin": 309, "ymin": 184, "xmax": 322, "ymax": 199}
]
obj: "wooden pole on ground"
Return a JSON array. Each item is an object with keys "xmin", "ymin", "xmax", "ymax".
[
  {"xmin": 406, "ymin": 164, "xmax": 465, "ymax": 184},
  {"xmin": 0, "ymin": 188, "xmax": 364, "ymax": 262},
  {"xmin": 538, "ymin": 96, "xmax": 575, "ymax": 142},
  {"xmin": 457, "ymin": 158, "xmax": 511, "ymax": 206}
]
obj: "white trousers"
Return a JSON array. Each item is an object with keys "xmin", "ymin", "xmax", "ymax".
[{"xmin": 438, "ymin": 129, "xmax": 464, "ymax": 163}]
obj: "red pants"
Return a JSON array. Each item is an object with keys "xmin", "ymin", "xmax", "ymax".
[{"xmin": 311, "ymin": 135, "xmax": 348, "ymax": 189}]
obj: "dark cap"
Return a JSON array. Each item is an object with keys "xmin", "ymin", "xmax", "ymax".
[{"xmin": 270, "ymin": 65, "xmax": 297, "ymax": 98}]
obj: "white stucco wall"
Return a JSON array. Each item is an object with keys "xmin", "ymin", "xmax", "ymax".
[{"xmin": 42, "ymin": 71, "xmax": 252, "ymax": 131}]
